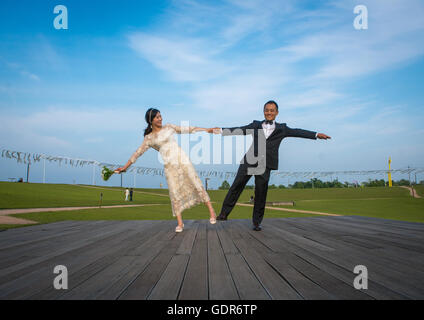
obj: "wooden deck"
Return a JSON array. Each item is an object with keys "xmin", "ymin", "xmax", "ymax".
[{"xmin": 0, "ymin": 216, "xmax": 423, "ymax": 300}]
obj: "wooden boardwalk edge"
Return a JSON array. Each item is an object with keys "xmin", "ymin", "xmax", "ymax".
[{"xmin": 0, "ymin": 216, "xmax": 423, "ymax": 300}]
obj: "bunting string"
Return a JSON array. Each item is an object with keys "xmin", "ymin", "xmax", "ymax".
[{"xmin": 1, "ymin": 148, "xmax": 423, "ymax": 179}]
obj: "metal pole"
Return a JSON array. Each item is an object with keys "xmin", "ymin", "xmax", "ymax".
[
  {"xmin": 26, "ymin": 163, "xmax": 30, "ymax": 183},
  {"xmin": 43, "ymin": 158, "xmax": 46, "ymax": 184},
  {"xmin": 134, "ymin": 171, "xmax": 136, "ymax": 188},
  {"xmin": 92, "ymin": 164, "xmax": 95, "ymax": 185},
  {"xmin": 121, "ymin": 173, "xmax": 123, "ymax": 188}
]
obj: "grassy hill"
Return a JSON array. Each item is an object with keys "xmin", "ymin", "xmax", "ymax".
[{"xmin": 1, "ymin": 182, "xmax": 423, "ymax": 230}]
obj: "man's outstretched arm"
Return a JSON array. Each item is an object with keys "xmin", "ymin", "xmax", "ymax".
[
  {"xmin": 220, "ymin": 121, "xmax": 256, "ymax": 136},
  {"xmin": 285, "ymin": 125, "xmax": 331, "ymax": 140}
]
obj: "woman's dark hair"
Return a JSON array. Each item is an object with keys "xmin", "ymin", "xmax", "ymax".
[
  {"xmin": 144, "ymin": 108, "xmax": 160, "ymax": 136},
  {"xmin": 264, "ymin": 100, "xmax": 278, "ymax": 111}
]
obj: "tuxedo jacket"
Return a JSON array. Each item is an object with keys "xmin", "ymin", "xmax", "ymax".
[{"xmin": 222, "ymin": 120, "xmax": 317, "ymax": 170}]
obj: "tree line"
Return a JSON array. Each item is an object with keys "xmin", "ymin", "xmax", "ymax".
[{"xmin": 218, "ymin": 178, "xmax": 423, "ymax": 190}]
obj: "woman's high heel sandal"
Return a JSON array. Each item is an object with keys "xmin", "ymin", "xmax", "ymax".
[{"xmin": 175, "ymin": 224, "xmax": 184, "ymax": 232}]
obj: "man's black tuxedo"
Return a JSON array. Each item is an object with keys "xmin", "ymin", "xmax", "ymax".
[{"xmin": 219, "ymin": 120, "xmax": 317, "ymax": 227}]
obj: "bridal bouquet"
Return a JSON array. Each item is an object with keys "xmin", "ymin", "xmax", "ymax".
[{"xmin": 101, "ymin": 166, "xmax": 115, "ymax": 181}]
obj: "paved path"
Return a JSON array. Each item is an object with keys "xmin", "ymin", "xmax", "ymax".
[
  {"xmin": 1, "ymin": 216, "xmax": 423, "ymax": 299},
  {"xmin": 236, "ymin": 203, "xmax": 342, "ymax": 216},
  {"xmin": 400, "ymin": 186, "xmax": 422, "ymax": 198},
  {"xmin": 76, "ymin": 185, "xmax": 170, "ymax": 197}
]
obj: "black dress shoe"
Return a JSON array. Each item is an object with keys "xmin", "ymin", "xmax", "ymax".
[
  {"xmin": 253, "ymin": 225, "xmax": 262, "ymax": 231},
  {"xmin": 216, "ymin": 215, "xmax": 227, "ymax": 221}
]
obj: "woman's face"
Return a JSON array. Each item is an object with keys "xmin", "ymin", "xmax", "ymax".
[{"xmin": 152, "ymin": 112, "xmax": 162, "ymax": 128}]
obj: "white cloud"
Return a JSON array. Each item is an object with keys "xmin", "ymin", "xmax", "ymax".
[
  {"xmin": 128, "ymin": 0, "xmax": 424, "ymax": 115},
  {"xmin": 128, "ymin": 33, "xmax": 232, "ymax": 82}
]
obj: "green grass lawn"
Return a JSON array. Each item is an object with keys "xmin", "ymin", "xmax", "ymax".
[
  {"xmin": 0, "ymin": 182, "xmax": 170, "ymax": 209},
  {"xmin": 278, "ymin": 197, "xmax": 424, "ymax": 223},
  {"xmin": 12, "ymin": 202, "xmax": 318, "ymax": 225},
  {"xmin": 1, "ymin": 182, "xmax": 423, "ymax": 230},
  {"xmin": 414, "ymin": 185, "xmax": 424, "ymax": 197}
]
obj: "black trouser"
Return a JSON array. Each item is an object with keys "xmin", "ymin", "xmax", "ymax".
[{"xmin": 220, "ymin": 165, "xmax": 271, "ymax": 226}]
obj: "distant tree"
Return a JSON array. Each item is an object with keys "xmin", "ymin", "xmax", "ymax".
[
  {"xmin": 278, "ymin": 184, "xmax": 286, "ymax": 189},
  {"xmin": 393, "ymin": 179, "xmax": 411, "ymax": 186},
  {"xmin": 245, "ymin": 185, "xmax": 254, "ymax": 189},
  {"xmin": 219, "ymin": 180, "xmax": 230, "ymax": 190},
  {"xmin": 269, "ymin": 184, "xmax": 277, "ymax": 189}
]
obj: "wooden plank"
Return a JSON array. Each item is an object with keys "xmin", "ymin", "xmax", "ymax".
[
  {"xmin": 261, "ymin": 253, "xmax": 336, "ymax": 300},
  {"xmin": 0, "ymin": 221, "xmax": 106, "ymax": 250},
  {"xmin": 241, "ymin": 222, "xmax": 371, "ymax": 300},
  {"xmin": 263, "ymin": 223, "xmax": 417, "ymax": 299},
  {"xmin": 178, "ymin": 222, "xmax": 208, "ymax": 300},
  {"xmin": 285, "ymin": 253, "xmax": 373, "ymax": 300},
  {"xmin": 55, "ymin": 221, "xmax": 168, "ymax": 300},
  {"xmin": 0, "ymin": 220, "xmax": 123, "ymax": 258},
  {"xmin": 0, "ymin": 221, "xmax": 137, "ymax": 286},
  {"xmin": 94, "ymin": 223, "xmax": 176, "ymax": 299},
  {"xmin": 276, "ymin": 219, "xmax": 424, "ymax": 282},
  {"xmin": 118, "ymin": 230, "xmax": 184, "ymax": 300},
  {"xmin": 225, "ymin": 253, "xmax": 270, "ymax": 300},
  {"xmin": 148, "ymin": 254, "xmax": 190, "ymax": 300},
  {"xmin": 1, "ymin": 221, "xmax": 161, "ymax": 299},
  {"xmin": 216, "ymin": 222, "xmax": 239, "ymax": 254},
  {"xmin": 230, "ymin": 229, "xmax": 302, "ymax": 300},
  {"xmin": 1, "ymin": 216, "xmax": 423, "ymax": 300},
  {"xmin": 207, "ymin": 225, "xmax": 239, "ymax": 300},
  {"xmin": 1, "ymin": 227, "xmax": 141, "ymax": 299},
  {"xmin": 247, "ymin": 219, "xmax": 408, "ymax": 300},
  {"xmin": 176, "ymin": 222, "xmax": 199, "ymax": 255}
]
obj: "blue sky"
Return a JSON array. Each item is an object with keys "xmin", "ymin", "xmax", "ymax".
[{"xmin": 1, "ymin": 0, "xmax": 424, "ymax": 188}]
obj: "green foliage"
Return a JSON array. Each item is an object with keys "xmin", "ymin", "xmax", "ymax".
[
  {"xmin": 392, "ymin": 179, "xmax": 412, "ymax": 186},
  {"xmin": 101, "ymin": 166, "xmax": 115, "ymax": 181},
  {"xmin": 219, "ymin": 180, "xmax": 231, "ymax": 190},
  {"xmin": 290, "ymin": 178, "xmax": 344, "ymax": 189},
  {"xmin": 286, "ymin": 178, "xmax": 415, "ymax": 189}
]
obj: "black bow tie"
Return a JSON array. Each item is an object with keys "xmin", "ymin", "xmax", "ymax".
[{"xmin": 264, "ymin": 120, "xmax": 274, "ymax": 125}]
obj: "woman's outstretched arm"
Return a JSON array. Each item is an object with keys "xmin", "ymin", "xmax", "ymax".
[
  {"xmin": 168, "ymin": 124, "xmax": 221, "ymax": 134},
  {"xmin": 116, "ymin": 136, "xmax": 151, "ymax": 173},
  {"xmin": 115, "ymin": 160, "xmax": 132, "ymax": 173}
]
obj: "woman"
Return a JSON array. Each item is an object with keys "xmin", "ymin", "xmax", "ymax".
[{"xmin": 115, "ymin": 108, "xmax": 219, "ymax": 232}]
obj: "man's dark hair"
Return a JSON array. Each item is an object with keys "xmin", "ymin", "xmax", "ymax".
[{"xmin": 264, "ymin": 100, "xmax": 278, "ymax": 111}]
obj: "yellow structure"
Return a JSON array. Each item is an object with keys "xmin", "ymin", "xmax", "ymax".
[{"xmin": 388, "ymin": 157, "xmax": 392, "ymax": 187}]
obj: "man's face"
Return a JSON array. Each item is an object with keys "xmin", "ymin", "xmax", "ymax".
[{"xmin": 263, "ymin": 103, "xmax": 278, "ymax": 121}]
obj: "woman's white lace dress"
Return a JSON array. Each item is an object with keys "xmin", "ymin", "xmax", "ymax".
[{"xmin": 129, "ymin": 124, "xmax": 210, "ymax": 217}]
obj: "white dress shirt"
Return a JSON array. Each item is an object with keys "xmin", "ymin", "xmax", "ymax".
[{"xmin": 262, "ymin": 121, "xmax": 275, "ymax": 139}]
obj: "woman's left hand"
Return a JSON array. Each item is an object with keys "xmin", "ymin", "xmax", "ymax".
[{"xmin": 207, "ymin": 127, "xmax": 221, "ymax": 134}]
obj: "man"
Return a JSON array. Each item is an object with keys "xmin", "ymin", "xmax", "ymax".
[
  {"xmin": 216, "ymin": 100, "xmax": 331, "ymax": 231},
  {"xmin": 130, "ymin": 188, "xmax": 134, "ymax": 201}
]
